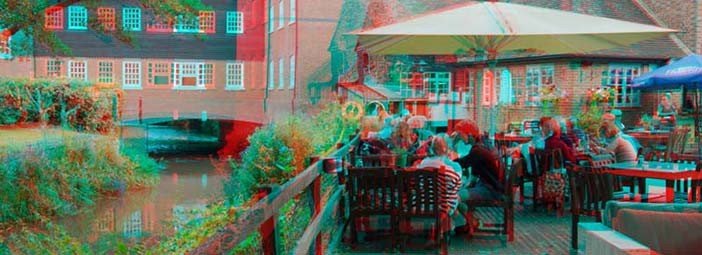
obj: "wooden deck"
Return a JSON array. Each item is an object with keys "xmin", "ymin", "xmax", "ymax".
[{"xmin": 334, "ymin": 191, "xmax": 586, "ymax": 254}]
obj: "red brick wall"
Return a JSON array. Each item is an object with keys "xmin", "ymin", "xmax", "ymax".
[
  {"xmin": 0, "ymin": 57, "xmax": 34, "ymax": 78},
  {"xmin": 463, "ymin": 60, "xmax": 660, "ymax": 132}
]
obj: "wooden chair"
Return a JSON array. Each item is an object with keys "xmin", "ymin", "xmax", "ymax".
[
  {"xmin": 396, "ymin": 166, "xmax": 455, "ymax": 254},
  {"xmin": 533, "ymin": 148, "xmax": 567, "ymax": 215},
  {"xmin": 466, "ymin": 156, "xmax": 521, "ymax": 242},
  {"xmin": 666, "ymin": 127, "xmax": 691, "ymax": 193},
  {"xmin": 569, "ymin": 161, "xmax": 616, "ymax": 250},
  {"xmin": 346, "ymin": 166, "xmax": 398, "ymax": 248}
]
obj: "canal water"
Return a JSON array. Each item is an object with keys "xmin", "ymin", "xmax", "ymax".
[{"xmin": 57, "ymin": 125, "xmax": 230, "ymax": 244}]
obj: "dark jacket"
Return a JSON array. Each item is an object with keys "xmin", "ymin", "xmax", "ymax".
[
  {"xmin": 545, "ymin": 135, "xmax": 576, "ymax": 163},
  {"xmin": 455, "ymin": 143, "xmax": 503, "ymax": 193}
]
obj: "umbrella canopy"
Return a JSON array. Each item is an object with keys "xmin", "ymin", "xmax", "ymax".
[
  {"xmin": 632, "ymin": 54, "xmax": 702, "ymax": 90},
  {"xmin": 350, "ymin": 1, "xmax": 676, "ymax": 56}
]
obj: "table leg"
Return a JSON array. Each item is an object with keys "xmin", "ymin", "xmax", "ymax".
[
  {"xmin": 637, "ymin": 178, "xmax": 646, "ymax": 195},
  {"xmin": 666, "ymin": 180, "xmax": 675, "ymax": 203}
]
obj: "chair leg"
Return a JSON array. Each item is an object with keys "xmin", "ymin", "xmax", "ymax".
[
  {"xmin": 350, "ymin": 216, "xmax": 358, "ymax": 245},
  {"xmin": 520, "ymin": 180, "xmax": 526, "ymax": 204},
  {"xmin": 571, "ymin": 213, "xmax": 579, "ymax": 250}
]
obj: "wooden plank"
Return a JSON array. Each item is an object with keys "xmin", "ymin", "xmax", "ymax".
[
  {"xmin": 190, "ymin": 136, "xmax": 358, "ymax": 254},
  {"xmin": 293, "ymin": 188, "xmax": 343, "ymax": 255}
]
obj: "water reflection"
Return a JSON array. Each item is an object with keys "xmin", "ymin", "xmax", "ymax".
[{"xmin": 58, "ymin": 157, "xmax": 228, "ymax": 243}]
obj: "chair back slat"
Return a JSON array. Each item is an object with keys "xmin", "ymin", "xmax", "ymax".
[
  {"xmin": 667, "ymin": 127, "xmax": 690, "ymax": 161},
  {"xmin": 347, "ymin": 167, "xmax": 396, "ymax": 215},
  {"xmin": 398, "ymin": 168, "xmax": 440, "ymax": 218}
]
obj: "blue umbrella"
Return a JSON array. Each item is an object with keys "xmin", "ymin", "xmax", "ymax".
[{"xmin": 633, "ymin": 54, "xmax": 702, "ymax": 89}]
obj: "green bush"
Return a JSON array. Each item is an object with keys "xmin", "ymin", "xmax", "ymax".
[
  {"xmin": 0, "ymin": 135, "xmax": 160, "ymax": 225},
  {"xmin": 0, "ymin": 78, "xmax": 117, "ymax": 133}
]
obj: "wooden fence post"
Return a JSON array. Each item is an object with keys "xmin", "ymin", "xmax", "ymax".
[
  {"xmin": 258, "ymin": 186, "xmax": 280, "ymax": 255},
  {"xmin": 308, "ymin": 156, "xmax": 323, "ymax": 255}
]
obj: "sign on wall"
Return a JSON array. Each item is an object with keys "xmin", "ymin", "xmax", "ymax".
[{"xmin": 482, "ymin": 69, "xmax": 496, "ymax": 106}]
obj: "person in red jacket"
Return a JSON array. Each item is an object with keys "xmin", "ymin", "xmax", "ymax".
[{"xmin": 542, "ymin": 118, "xmax": 576, "ymax": 164}]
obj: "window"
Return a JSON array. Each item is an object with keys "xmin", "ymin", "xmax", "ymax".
[
  {"xmin": 45, "ymin": 7, "xmax": 64, "ymax": 30},
  {"xmin": 199, "ymin": 11, "xmax": 215, "ymax": 33},
  {"xmin": 98, "ymin": 62, "xmax": 114, "ymax": 84},
  {"xmin": 226, "ymin": 12, "xmax": 243, "ymax": 34},
  {"xmin": 123, "ymin": 210, "xmax": 142, "ymax": 238},
  {"xmin": 122, "ymin": 7, "xmax": 141, "ymax": 31},
  {"xmin": 0, "ymin": 36, "xmax": 10, "ymax": 59},
  {"xmin": 423, "ymin": 72, "xmax": 451, "ymax": 94},
  {"xmin": 174, "ymin": 15, "xmax": 199, "ymax": 33},
  {"xmin": 147, "ymin": 62, "xmax": 170, "ymax": 85},
  {"xmin": 203, "ymin": 63, "xmax": 214, "ymax": 86},
  {"xmin": 289, "ymin": 55, "xmax": 295, "ymax": 89},
  {"xmin": 278, "ymin": 0, "xmax": 284, "ymax": 29},
  {"xmin": 97, "ymin": 8, "xmax": 116, "ymax": 31},
  {"xmin": 123, "ymin": 61, "xmax": 142, "ymax": 89},
  {"xmin": 268, "ymin": 61, "xmax": 274, "ymax": 89},
  {"xmin": 289, "ymin": 0, "xmax": 295, "ymax": 24},
  {"xmin": 268, "ymin": 4, "xmax": 274, "ymax": 33},
  {"xmin": 172, "ymin": 62, "xmax": 207, "ymax": 89},
  {"xmin": 47, "ymin": 60, "xmax": 62, "ymax": 77},
  {"xmin": 278, "ymin": 58, "xmax": 284, "ymax": 89},
  {"xmin": 67, "ymin": 6, "xmax": 88, "ymax": 30},
  {"xmin": 604, "ymin": 64, "xmax": 641, "ymax": 107},
  {"xmin": 68, "ymin": 60, "xmax": 87, "ymax": 81},
  {"xmin": 523, "ymin": 64, "xmax": 554, "ymax": 106},
  {"xmin": 146, "ymin": 16, "xmax": 173, "ymax": 32},
  {"xmin": 226, "ymin": 62, "xmax": 244, "ymax": 90}
]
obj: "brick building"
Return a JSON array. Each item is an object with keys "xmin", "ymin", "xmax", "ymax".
[{"xmin": 337, "ymin": 0, "xmax": 690, "ymax": 132}]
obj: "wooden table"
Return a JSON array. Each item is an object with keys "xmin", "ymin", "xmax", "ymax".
[
  {"xmin": 606, "ymin": 161, "xmax": 701, "ymax": 202},
  {"xmin": 625, "ymin": 130, "xmax": 670, "ymax": 147},
  {"xmin": 494, "ymin": 134, "xmax": 532, "ymax": 148}
]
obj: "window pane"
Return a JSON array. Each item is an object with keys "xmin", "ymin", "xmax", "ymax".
[
  {"xmin": 45, "ymin": 7, "xmax": 64, "ymax": 29},
  {"xmin": 122, "ymin": 8, "xmax": 142, "ymax": 31},
  {"xmin": 68, "ymin": 6, "xmax": 88, "ymax": 30},
  {"xmin": 97, "ymin": 8, "xmax": 116, "ymax": 31}
]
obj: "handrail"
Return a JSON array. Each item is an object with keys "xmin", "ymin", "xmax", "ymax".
[{"xmin": 191, "ymin": 135, "xmax": 359, "ymax": 254}]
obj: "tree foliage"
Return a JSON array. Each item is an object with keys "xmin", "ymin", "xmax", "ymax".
[{"xmin": 0, "ymin": 0, "xmax": 209, "ymax": 55}]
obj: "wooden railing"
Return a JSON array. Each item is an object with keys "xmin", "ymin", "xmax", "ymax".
[{"xmin": 190, "ymin": 135, "xmax": 359, "ymax": 254}]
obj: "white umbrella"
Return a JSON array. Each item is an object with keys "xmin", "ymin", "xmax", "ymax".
[
  {"xmin": 350, "ymin": 1, "xmax": 676, "ymax": 56},
  {"xmin": 349, "ymin": 1, "xmax": 676, "ymax": 144}
]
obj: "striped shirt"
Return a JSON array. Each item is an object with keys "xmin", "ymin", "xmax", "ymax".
[{"xmin": 417, "ymin": 158, "xmax": 462, "ymax": 215}]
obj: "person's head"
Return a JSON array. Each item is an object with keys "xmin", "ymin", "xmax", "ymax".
[
  {"xmin": 542, "ymin": 118, "xmax": 561, "ymax": 137},
  {"xmin": 661, "ymin": 93, "xmax": 672, "ymax": 106},
  {"xmin": 539, "ymin": 117, "xmax": 553, "ymax": 137},
  {"xmin": 430, "ymin": 135, "xmax": 450, "ymax": 157},
  {"xmin": 603, "ymin": 113, "xmax": 616, "ymax": 125},
  {"xmin": 453, "ymin": 120, "xmax": 481, "ymax": 144},
  {"xmin": 601, "ymin": 122, "xmax": 619, "ymax": 139}
]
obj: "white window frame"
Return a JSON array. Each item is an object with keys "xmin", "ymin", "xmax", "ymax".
[
  {"xmin": 605, "ymin": 64, "xmax": 642, "ymax": 107},
  {"xmin": 289, "ymin": 0, "xmax": 296, "ymax": 24},
  {"xmin": 67, "ymin": 6, "xmax": 88, "ymax": 30},
  {"xmin": 172, "ymin": 62, "xmax": 207, "ymax": 90},
  {"xmin": 268, "ymin": 60, "xmax": 275, "ymax": 90},
  {"xmin": 98, "ymin": 61, "xmax": 114, "ymax": 84},
  {"xmin": 278, "ymin": 58, "xmax": 285, "ymax": 89},
  {"xmin": 278, "ymin": 0, "xmax": 284, "ymax": 29},
  {"xmin": 268, "ymin": 4, "xmax": 274, "ymax": 33},
  {"xmin": 524, "ymin": 64, "xmax": 555, "ymax": 106},
  {"xmin": 226, "ymin": 11, "xmax": 244, "ymax": 34},
  {"xmin": 423, "ymin": 72, "xmax": 451, "ymax": 95},
  {"xmin": 174, "ymin": 15, "xmax": 199, "ymax": 33},
  {"xmin": 147, "ymin": 62, "xmax": 171, "ymax": 85},
  {"xmin": 122, "ymin": 61, "xmax": 142, "ymax": 89},
  {"xmin": 68, "ymin": 60, "xmax": 88, "ymax": 81},
  {"xmin": 226, "ymin": 62, "xmax": 245, "ymax": 90},
  {"xmin": 47, "ymin": 59, "xmax": 62, "ymax": 77},
  {"xmin": 199, "ymin": 11, "xmax": 216, "ymax": 33},
  {"xmin": 44, "ymin": 7, "xmax": 64, "ymax": 30},
  {"xmin": 289, "ymin": 55, "xmax": 295, "ymax": 89},
  {"xmin": 122, "ymin": 7, "xmax": 142, "ymax": 31},
  {"xmin": 0, "ymin": 36, "xmax": 11, "ymax": 59}
]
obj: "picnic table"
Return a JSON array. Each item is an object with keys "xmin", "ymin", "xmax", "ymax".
[
  {"xmin": 625, "ymin": 129, "xmax": 670, "ymax": 148},
  {"xmin": 606, "ymin": 161, "xmax": 702, "ymax": 202}
]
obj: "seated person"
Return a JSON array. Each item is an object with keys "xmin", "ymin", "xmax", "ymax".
[
  {"xmin": 598, "ymin": 123, "xmax": 637, "ymax": 163},
  {"xmin": 542, "ymin": 118, "xmax": 577, "ymax": 164},
  {"xmin": 389, "ymin": 121, "xmax": 414, "ymax": 151},
  {"xmin": 416, "ymin": 135, "xmax": 466, "ymax": 231},
  {"xmin": 452, "ymin": 120, "xmax": 502, "ymax": 234},
  {"xmin": 449, "ymin": 120, "xmax": 476, "ymax": 159},
  {"xmin": 656, "ymin": 93, "xmax": 677, "ymax": 126}
]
